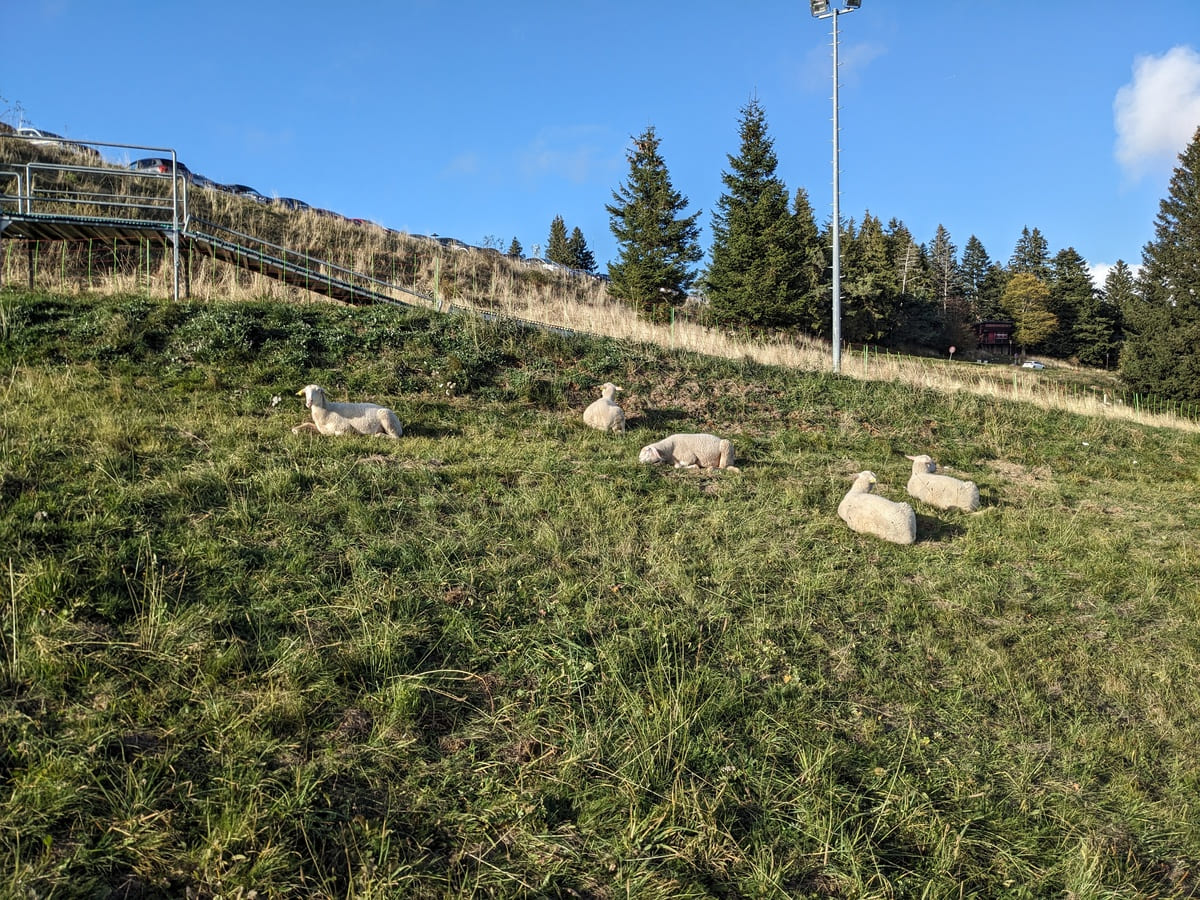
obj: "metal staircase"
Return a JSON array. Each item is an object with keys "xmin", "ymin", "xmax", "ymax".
[{"xmin": 1, "ymin": 144, "xmax": 435, "ymax": 309}]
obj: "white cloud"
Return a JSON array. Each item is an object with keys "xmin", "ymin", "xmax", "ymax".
[
  {"xmin": 1114, "ymin": 45, "xmax": 1200, "ymax": 179},
  {"xmin": 801, "ymin": 39, "xmax": 885, "ymax": 93},
  {"xmin": 442, "ymin": 153, "xmax": 480, "ymax": 177},
  {"xmin": 1088, "ymin": 261, "xmax": 1141, "ymax": 290},
  {"xmin": 518, "ymin": 126, "xmax": 616, "ymax": 184}
]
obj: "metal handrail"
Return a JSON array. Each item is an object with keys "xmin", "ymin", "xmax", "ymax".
[
  {"xmin": 187, "ymin": 216, "xmax": 435, "ymax": 308},
  {"xmin": 1, "ymin": 138, "xmax": 432, "ymax": 309},
  {"xmin": 3, "ymin": 134, "xmax": 184, "ymax": 298}
]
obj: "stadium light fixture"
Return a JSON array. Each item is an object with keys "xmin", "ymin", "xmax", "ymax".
[{"xmin": 810, "ymin": 0, "xmax": 863, "ymax": 374}]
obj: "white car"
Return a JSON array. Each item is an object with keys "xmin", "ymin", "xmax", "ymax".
[{"xmin": 1021, "ymin": 360, "xmax": 1045, "ymax": 370}]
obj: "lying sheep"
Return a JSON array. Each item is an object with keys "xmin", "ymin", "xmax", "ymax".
[
  {"xmin": 905, "ymin": 454, "xmax": 980, "ymax": 512},
  {"xmin": 583, "ymin": 382, "xmax": 626, "ymax": 433},
  {"xmin": 291, "ymin": 384, "xmax": 404, "ymax": 439},
  {"xmin": 838, "ymin": 471, "xmax": 917, "ymax": 545},
  {"xmin": 639, "ymin": 433, "xmax": 738, "ymax": 472}
]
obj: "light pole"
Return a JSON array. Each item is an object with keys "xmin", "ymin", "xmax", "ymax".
[{"xmin": 810, "ymin": 0, "xmax": 861, "ymax": 374}]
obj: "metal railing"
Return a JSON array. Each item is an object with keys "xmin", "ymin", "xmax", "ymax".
[{"xmin": 1, "ymin": 134, "xmax": 185, "ymax": 298}]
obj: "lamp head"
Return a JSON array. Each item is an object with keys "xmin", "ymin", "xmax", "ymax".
[
  {"xmin": 810, "ymin": 0, "xmax": 829, "ymax": 14},
  {"xmin": 845, "ymin": 0, "xmax": 862, "ymax": 8}
]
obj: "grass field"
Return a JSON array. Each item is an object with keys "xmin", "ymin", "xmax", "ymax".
[{"xmin": 2, "ymin": 290, "xmax": 1199, "ymax": 897}]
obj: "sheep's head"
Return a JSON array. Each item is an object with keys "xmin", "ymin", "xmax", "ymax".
[
  {"xmin": 296, "ymin": 384, "xmax": 324, "ymax": 409},
  {"xmin": 906, "ymin": 454, "xmax": 937, "ymax": 474},
  {"xmin": 639, "ymin": 445, "xmax": 664, "ymax": 464},
  {"xmin": 601, "ymin": 382, "xmax": 623, "ymax": 400},
  {"xmin": 852, "ymin": 471, "xmax": 878, "ymax": 493}
]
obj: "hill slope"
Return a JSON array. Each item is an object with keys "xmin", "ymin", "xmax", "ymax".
[{"xmin": 2, "ymin": 290, "xmax": 1199, "ymax": 896}]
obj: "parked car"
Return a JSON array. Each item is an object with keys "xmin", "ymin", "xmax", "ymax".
[
  {"xmin": 274, "ymin": 197, "xmax": 311, "ymax": 212},
  {"xmin": 16, "ymin": 126, "xmax": 63, "ymax": 146},
  {"xmin": 1021, "ymin": 360, "xmax": 1045, "ymax": 370},
  {"xmin": 129, "ymin": 157, "xmax": 192, "ymax": 178},
  {"xmin": 19, "ymin": 127, "xmax": 102, "ymax": 161},
  {"xmin": 187, "ymin": 172, "xmax": 220, "ymax": 191},
  {"xmin": 220, "ymin": 183, "xmax": 269, "ymax": 203}
]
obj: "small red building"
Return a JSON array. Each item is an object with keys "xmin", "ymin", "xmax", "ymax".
[{"xmin": 974, "ymin": 320, "xmax": 1013, "ymax": 354}]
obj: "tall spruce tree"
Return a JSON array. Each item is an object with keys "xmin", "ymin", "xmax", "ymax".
[
  {"xmin": 978, "ymin": 262, "xmax": 1009, "ymax": 322},
  {"xmin": 1074, "ymin": 265, "xmax": 1124, "ymax": 369},
  {"xmin": 960, "ymin": 235, "xmax": 992, "ymax": 318},
  {"xmin": 705, "ymin": 99, "xmax": 805, "ymax": 329},
  {"xmin": 1045, "ymin": 247, "xmax": 1094, "ymax": 359},
  {"xmin": 928, "ymin": 224, "xmax": 961, "ymax": 312},
  {"xmin": 567, "ymin": 227, "xmax": 596, "ymax": 274},
  {"xmin": 606, "ymin": 126, "xmax": 702, "ymax": 321},
  {"xmin": 886, "ymin": 220, "xmax": 926, "ymax": 298},
  {"xmin": 546, "ymin": 216, "xmax": 572, "ymax": 266},
  {"xmin": 1103, "ymin": 259, "xmax": 1138, "ymax": 343},
  {"xmin": 841, "ymin": 212, "xmax": 898, "ymax": 343},
  {"xmin": 1009, "ymin": 227, "xmax": 1051, "ymax": 279},
  {"xmin": 506, "ymin": 237, "xmax": 523, "ymax": 259},
  {"xmin": 1121, "ymin": 125, "xmax": 1200, "ymax": 400},
  {"xmin": 790, "ymin": 187, "xmax": 828, "ymax": 335}
]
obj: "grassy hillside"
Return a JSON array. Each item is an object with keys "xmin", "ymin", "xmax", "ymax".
[{"xmin": 2, "ymin": 290, "xmax": 1199, "ymax": 897}]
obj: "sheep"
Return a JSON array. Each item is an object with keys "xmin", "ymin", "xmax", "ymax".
[
  {"xmin": 837, "ymin": 471, "xmax": 917, "ymax": 545},
  {"xmin": 638, "ymin": 433, "xmax": 739, "ymax": 472},
  {"xmin": 905, "ymin": 454, "xmax": 980, "ymax": 512},
  {"xmin": 583, "ymin": 382, "xmax": 626, "ymax": 433},
  {"xmin": 291, "ymin": 384, "xmax": 404, "ymax": 439}
]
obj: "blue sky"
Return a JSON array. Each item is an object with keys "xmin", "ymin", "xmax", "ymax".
[{"xmin": 5, "ymin": 1, "xmax": 1200, "ymax": 286}]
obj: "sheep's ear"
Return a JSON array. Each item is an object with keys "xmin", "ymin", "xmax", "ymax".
[
  {"xmin": 296, "ymin": 388, "xmax": 306, "ymax": 397},
  {"xmin": 905, "ymin": 455, "xmax": 916, "ymax": 461}
]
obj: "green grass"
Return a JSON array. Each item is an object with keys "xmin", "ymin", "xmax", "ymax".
[{"xmin": 2, "ymin": 290, "xmax": 1199, "ymax": 897}]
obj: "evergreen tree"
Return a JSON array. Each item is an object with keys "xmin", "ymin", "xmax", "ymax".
[
  {"xmin": 1001, "ymin": 272, "xmax": 1057, "ymax": 355},
  {"xmin": 1121, "ymin": 125, "xmax": 1200, "ymax": 400},
  {"xmin": 1045, "ymin": 247, "xmax": 1094, "ymax": 358},
  {"xmin": 886, "ymin": 220, "xmax": 928, "ymax": 300},
  {"xmin": 960, "ymin": 235, "xmax": 992, "ymax": 317},
  {"xmin": 1074, "ymin": 266, "xmax": 1124, "ymax": 369},
  {"xmin": 705, "ymin": 98, "xmax": 806, "ymax": 329},
  {"xmin": 928, "ymin": 224, "xmax": 961, "ymax": 312},
  {"xmin": 977, "ymin": 262, "xmax": 1008, "ymax": 322},
  {"xmin": 567, "ymin": 227, "xmax": 596, "ymax": 274},
  {"xmin": 1009, "ymin": 227, "xmax": 1051, "ymax": 279},
  {"xmin": 790, "ymin": 187, "xmax": 828, "ymax": 336},
  {"xmin": 606, "ymin": 126, "xmax": 703, "ymax": 321},
  {"xmin": 546, "ymin": 215, "xmax": 572, "ymax": 266},
  {"xmin": 506, "ymin": 237, "xmax": 523, "ymax": 259},
  {"xmin": 1104, "ymin": 259, "xmax": 1138, "ymax": 330},
  {"xmin": 841, "ymin": 211, "xmax": 898, "ymax": 343}
]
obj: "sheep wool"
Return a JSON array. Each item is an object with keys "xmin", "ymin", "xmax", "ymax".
[
  {"xmin": 905, "ymin": 454, "xmax": 980, "ymax": 512},
  {"xmin": 638, "ymin": 433, "xmax": 738, "ymax": 471},
  {"xmin": 582, "ymin": 382, "xmax": 626, "ymax": 433},
  {"xmin": 838, "ymin": 471, "xmax": 917, "ymax": 545},
  {"xmin": 292, "ymin": 384, "xmax": 404, "ymax": 439}
]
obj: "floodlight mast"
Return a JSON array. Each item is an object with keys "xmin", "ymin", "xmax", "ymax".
[{"xmin": 810, "ymin": 0, "xmax": 862, "ymax": 374}]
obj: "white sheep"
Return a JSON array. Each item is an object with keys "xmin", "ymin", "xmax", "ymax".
[
  {"xmin": 905, "ymin": 454, "xmax": 980, "ymax": 512},
  {"xmin": 638, "ymin": 433, "xmax": 739, "ymax": 472},
  {"xmin": 291, "ymin": 384, "xmax": 404, "ymax": 439},
  {"xmin": 582, "ymin": 382, "xmax": 626, "ymax": 433},
  {"xmin": 838, "ymin": 471, "xmax": 917, "ymax": 545}
]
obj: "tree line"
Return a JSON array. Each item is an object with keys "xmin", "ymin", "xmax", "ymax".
[{"xmin": 539, "ymin": 100, "xmax": 1200, "ymax": 402}]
